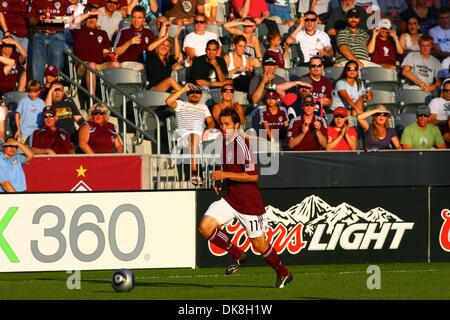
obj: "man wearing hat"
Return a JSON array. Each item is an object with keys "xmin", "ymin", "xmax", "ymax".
[
  {"xmin": 0, "ymin": 136, "xmax": 33, "ymax": 192},
  {"xmin": 249, "ymin": 55, "xmax": 287, "ymax": 105},
  {"xmin": 287, "ymin": 94, "xmax": 327, "ymax": 151},
  {"xmin": 326, "ymin": 106, "xmax": 358, "ymax": 151},
  {"xmin": 334, "ymin": 7, "xmax": 380, "ymax": 67},
  {"xmin": 400, "ymin": 105, "xmax": 446, "ymax": 150},
  {"xmin": 261, "ymin": 90, "xmax": 289, "ymax": 143},
  {"xmin": 29, "ymin": 106, "xmax": 75, "ymax": 155},
  {"xmin": 367, "ymin": 18, "xmax": 404, "ymax": 69},
  {"xmin": 165, "ymin": 83, "xmax": 215, "ymax": 185},
  {"xmin": 326, "ymin": 0, "xmax": 368, "ymax": 37}
]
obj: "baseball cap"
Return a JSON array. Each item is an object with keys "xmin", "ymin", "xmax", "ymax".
[
  {"xmin": 302, "ymin": 95, "xmax": 315, "ymax": 106},
  {"xmin": 262, "ymin": 55, "xmax": 277, "ymax": 66},
  {"xmin": 378, "ymin": 18, "xmax": 392, "ymax": 30},
  {"xmin": 42, "ymin": 105, "xmax": 56, "ymax": 117},
  {"xmin": 44, "ymin": 65, "xmax": 58, "ymax": 77},
  {"xmin": 346, "ymin": 8, "xmax": 360, "ymax": 19},
  {"xmin": 264, "ymin": 90, "xmax": 279, "ymax": 100},
  {"xmin": 333, "ymin": 106, "xmax": 348, "ymax": 117},
  {"xmin": 416, "ymin": 105, "xmax": 431, "ymax": 116}
]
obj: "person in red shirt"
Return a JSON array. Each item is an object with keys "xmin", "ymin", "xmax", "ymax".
[
  {"xmin": 0, "ymin": 37, "xmax": 27, "ymax": 95},
  {"xmin": 231, "ymin": 0, "xmax": 270, "ymax": 23},
  {"xmin": 30, "ymin": 106, "xmax": 75, "ymax": 155},
  {"xmin": 325, "ymin": 106, "xmax": 358, "ymax": 151},
  {"xmin": 367, "ymin": 18, "xmax": 404, "ymax": 69},
  {"xmin": 198, "ymin": 108, "xmax": 293, "ymax": 289},
  {"xmin": 261, "ymin": 90, "xmax": 289, "ymax": 143},
  {"xmin": 287, "ymin": 95, "xmax": 327, "ymax": 151}
]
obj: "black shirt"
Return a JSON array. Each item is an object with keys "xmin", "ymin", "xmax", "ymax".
[
  {"xmin": 145, "ymin": 51, "xmax": 177, "ymax": 89},
  {"xmin": 190, "ymin": 54, "xmax": 228, "ymax": 84},
  {"xmin": 52, "ymin": 98, "xmax": 82, "ymax": 143}
]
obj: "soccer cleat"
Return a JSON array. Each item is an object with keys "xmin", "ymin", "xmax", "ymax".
[
  {"xmin": 275, "ymin": 272, "xmax": 293, "ymax": 288},
  {"xmin": 224, "ymin": 253, "xmax": 248, "ymax": 276}
]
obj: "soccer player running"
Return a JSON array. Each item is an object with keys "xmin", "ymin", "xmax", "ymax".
[{"xmin": 198, "ymin": 108, "xmax": 293, "ymax": 288}]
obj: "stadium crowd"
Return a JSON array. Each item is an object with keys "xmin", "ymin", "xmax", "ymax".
[{"xmin": 1, "ymin": 0, "xmax": 450, "ymax": 189}]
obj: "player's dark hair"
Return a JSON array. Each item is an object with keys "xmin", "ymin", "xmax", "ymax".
[
  {"xmin": 131, "ymin": 5, "xmax": 146, "ymax": 16},
  {"xmin": 304, "ymin": 11, "xmax": 317, "ymax": 17},
  {"xmin": 232, "ymin": 35, "xmax": 247, "ymax": 46},
  {"xmin": 206, "ymin": 39, "xmax": 220, "ymax": 49},
  {"xmin": 219, "ymin": 108, "xmax": 241, "ymax": 125}
]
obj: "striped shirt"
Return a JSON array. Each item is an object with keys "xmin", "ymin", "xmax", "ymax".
[
  {"xmin": 175, "ymin": 100, "xmax": 211, "ymax": 135},
  {"xmin": 335, "ymin": 27, "xmax": 370, "ymax": 65}
]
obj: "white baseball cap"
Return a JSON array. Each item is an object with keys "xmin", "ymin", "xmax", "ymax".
[{"xmin": 378, "ymin": 18, "xmax": 392, "ymax": 30}]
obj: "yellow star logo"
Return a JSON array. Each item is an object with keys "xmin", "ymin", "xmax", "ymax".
[{"xmin": 76, "ymin": 165, "xmax": 87, "ymax": 177}]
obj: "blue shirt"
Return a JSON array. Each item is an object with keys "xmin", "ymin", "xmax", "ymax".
[
  {"xmin": 331, "ymin": 79, "xmax": 366, "ymax": 111},
  {"xmin": 16, "ymin": 96, "xmax": 46, "ymax": 138},
  {"xmin": 0, "ymin": 153, "xmax": 27, "ymax": 192}
]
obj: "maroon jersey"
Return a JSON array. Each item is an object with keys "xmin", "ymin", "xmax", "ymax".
[
  {"xmin": 264, "ymin": 48, "xmax": 284, "ymax": 68},
  {"xmin": 31, "ymin": 127, "xmax": 73, "ymax": 154},
  {"xmin": 114, "ymin": 27, "xmax": 155, "ymax": 63},
  {"xmin": 222, "ymin": 132, "xmax": 266, "ymax": 216},
  {"xmin": 72, "ymin": 26, "xmax": 110, "ymax": 64},
  {"xmin": 370, "ymin": 37, "xmax": 397, "ymax": 66},
  {"xmin": 262, "ymin": 107, "xmax": 288, "ymax": 131},
  {"xmin": 299, "ymin": 75, "xmax": 333, "ymax": 117},
  {"xmin": 0, "ymin": 52, "xmax": 19, "ymax": 94},
  {"xmin": 0, "ymin": 0, "xmax": 29, "ymax": 37},
  {"xmin": 287, "ymin": 116, "xmax": 327, "ymax": 151},
  {"xmin": 28, "ymin": 0, "xmax": 70, "ymax": 31},
  {"xmin": 86, "ymin": 120, "xmax": 119, "ymax": 153}
]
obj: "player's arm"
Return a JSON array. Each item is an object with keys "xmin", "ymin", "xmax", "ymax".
[
  {"xmin": 212, "ymin": 170, "xmax": 258, "ymax": 183},
  {"xmin": 0, "ymin": 180, "xmax": 16, "ymax": 192}
]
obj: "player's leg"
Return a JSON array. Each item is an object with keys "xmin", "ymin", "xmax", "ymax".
[{"xmin": 198, "ymin": 199, "xmax": 246, "ymax": 268}]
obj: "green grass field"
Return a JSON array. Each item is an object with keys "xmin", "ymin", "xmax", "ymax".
[{"xmin": 1, "ymin": 262, "xmax": 450, "ymax": 300}]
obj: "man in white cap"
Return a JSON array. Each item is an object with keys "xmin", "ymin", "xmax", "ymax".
[{"xmin": 367, "ymin": 18, "xmax": 404, "ymax": 69}]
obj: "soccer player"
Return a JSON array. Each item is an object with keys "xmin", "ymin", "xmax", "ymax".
[{"xmin": 198, "ymin": 108, "xmax": 293, "ymax": 288}]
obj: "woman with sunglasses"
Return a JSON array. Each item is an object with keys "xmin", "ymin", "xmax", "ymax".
[
  {"xmin": 78, "ymin": 103, "xmax": 124, "ymax": 154},
  {"xmin": 224, "ymin": 17, "xmax": 262, "ymax": 60},
  {"xmin": 331, "ymin": 60, "xmax": 372, "ymax": 116},
  {"xmin": 326, "ymin": 106, "xmax": 358, "ymax": 151},
  {"xmin": 212, "ymin": 84, "xmax": 245, "ymax": 126},
  {"xmin": 357, "ymin": 105, "xmax": 401, "ymax": 151}
]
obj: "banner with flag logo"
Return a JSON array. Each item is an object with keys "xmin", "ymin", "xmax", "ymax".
[{"xmin": 23, "ymin": 156, "xmax": 142, "ymax": 192}]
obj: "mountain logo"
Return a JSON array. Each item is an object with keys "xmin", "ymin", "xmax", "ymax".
[{"xmin": 209, "ymin": 195, "xmax": 414, "ymax": 256}]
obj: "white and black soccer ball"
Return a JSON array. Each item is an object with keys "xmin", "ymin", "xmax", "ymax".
[{"xmin": 111, "ymin": 269, "xmax": 136, "ymax": 292}]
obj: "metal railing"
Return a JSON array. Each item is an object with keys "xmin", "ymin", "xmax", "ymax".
[{"xmin": 63, "ymin": 49, "xmax": 162, "ymax": 155}]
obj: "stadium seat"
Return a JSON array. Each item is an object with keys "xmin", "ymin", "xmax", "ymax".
[
  {"xmin": 172, "ymin": 68, "xmax": 187, "ymax": 85},
  {"xmin": 324, "ymin": 66, "xmax": 344, "ymax": 83},
  {"xmin": 206, "ymin": 23, "xmax": 222, "ymax": 37},
  {"xmin": 274, "ymin": 68, "xmax": 289, "ymax": 81},
  {"xmin": 287, "ymin": 43, "xmax": 304, "ymax": 68},
  {"xmin": 288, "ymin": 66, "xmax": 310, "ymax": 80},
  {"xmin": 168, "ymin": 25, "xmax": 184, "ymax": 38},
  {"xmin": 256, "ymin": 23, "xmax": 269, "ymax": 39},
  {"xmin": 233, "ymin": 90, "xmax": 249, "ymax": 105},
  {"xmin": 2, "ymin": 91, "xmax": 28, "ymax": 137},
  {"xmin": 360, "ymin": 67, "xmax": 399, "ymax": 92},
  {"xmin": 365, "ymin": 89, "xmax": 399, "ymax": 114},
  {"xmin": 394, "ymin": 113, "xmax": 417, "ymax": 137},
  {"xmin": 277, "ymin": 24, "xmax": 291, "ymax": 38},
  {"xmin": 396, "ymin": 89, "xmax": 431, "ymax": 112}
]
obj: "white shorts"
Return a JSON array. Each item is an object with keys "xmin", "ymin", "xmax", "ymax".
[{"xmin": 205, "ymin": 198, "xmax": 269, "ymax": 238}]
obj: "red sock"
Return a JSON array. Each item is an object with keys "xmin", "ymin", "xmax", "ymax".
[
  {"xmin": 262, "ymin": 245, "xmax": 289, "ymax": 277},
  {"xmin": 208, "ymin": 228, "xmax": 243, "ymax": 261}
]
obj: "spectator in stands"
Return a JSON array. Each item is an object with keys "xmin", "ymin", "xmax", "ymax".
[
  {"xmin": 357, "ymin": 105, "xmax": 401, "ymax": 150},
  {"xmin": 287, "ymin": 94, "xmax": 327, "ymax": 150},
  {"xmin": 40, "ymin": 66, "xmax": 59, "ymax": 100},
  {"xmin": 45, "ymin": 81, "xmax": 86, "ymax": 148},
  {"xmin": 429, "ymin": 7, "xmax": 450, "ymax": 60},
  {"xmin": 224, "ymin": 35, "xmax": 259, "ymax": 92},
  {"xmin": 439, "ymin": 56, "xmax": 450, "ymax": 79},
  {"xmin": 67, "ymin": 0, "xmax": 87, "ymax": 31},
  {"xmin": 331, "ymin": 60, "xmax": 372, "ymax": 115},
  {"xmin": 326, "ymin": 106, "xmax": 358, "ymax": 150},
  {"xmin": 72, "ymin": 6, "xmax": 121, "ymax": 97},
  {"xmin": 165, "ymin": 83, "xmax": 215, "ymax": 185},
  {"xmin": 164, "ymin": 0, "xmax": 205, "ymax": 25},
  {"xmin": 428, "ymin": 78, "xmax": 450, "ymax": 137},
  {"xmin": 306, "ymin": 0, "xmax": 333, "ymax": 24},
  {"xmin": 401, "ymin": 35, "xmax": 442, "ymax": 92},
  {"xmin": 268, "ymin": 0, "xmax": 294, "ymax": 25},
  {"xmin": 334, "ymin": 8, "xmax": 380, "ymax": 67},
  {"xmin": 224, "ymin": 17, "xmax": 263, "ymax": 60},
  {"xmin": 400, "ymin": 0, "xmax": 438, "ymax": 35},
  {"xmin": 28, "ymin": 0, "xmax": 70, "ymax": 84},
  {"xmin": 98, "ymin": 0, "xmax": 123, "ymax": 41},
  {"xmin": 128, "ymin": 0, "xmax": 159, "ymax": 22},
  {"xmin": 15, "ymin": 80, "xmax": 45, "ymax": 143},
  {"xmin": 261, "ymin": 90, "xmax": 289, "ymax": 144},
  {"xmin": 78, "ymin": 103, "xmax": 124, "ymax": 154},
  {"xmin": 367, "ymin": 18, "xmax": 404, "ymax": 69},
  {"xmin": 231, "ymin": 0, "xmax": 270, "ymax": 23},
  {"xmin": 264, "ymin": 30, "xmax": 288, "ymax": 69},
  {"xmin": 249, "ymin": 55, "xmax": 287, "ymax": 105},
  {"xmin": 0, "ymin": 41, "xmax": 19, "ymax": 96},
  {"xmin": 379, "ymin": 0, "xmax": 408, "ymax": 29},
  {"xmin": 212, "ymin": 84, "xmax": 245, "ymax": 126},
  {"xmin": 0, "ymin": 99, "xmax": 6, "ymax": 141},
  {"xmin": 0, "ymin": 136, "xmax": 33, "ymax": 192},
  {"xmin": 401, "ymin": 105, "xmax": 446, "ymax": 149},
  {"xmin": 145, "ymin": 25, "xmax": 184, "ymax": 92},
  {"xmin": 114, "ymin": 5, "xmax": 156, "ymax": 71},
  {"xmin": 399, "ymin": 16, "xmax": 422, "ymax": 55},
  {"xmin": 325, "ymin": 0, "xmax": 368, "ymax": 37},
  {"xmin": 190, "ymin": 39, "xmax": 232, "ymax": 89},
  {"xmin": 30, "ymin": 106, "xmax": 75, "ymax": 155},
  {"xmin": 286, "ymin": 11, "xmax": 334, "ymax": 66},
  {"xmin": 183, "ymin": 13, "xmax": 222, "ymax": 61}
]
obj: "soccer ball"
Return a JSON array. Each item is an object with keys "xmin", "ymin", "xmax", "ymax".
[{"xmin": 111, "ymin": 269, "xmax": 136, "ymax": 292}]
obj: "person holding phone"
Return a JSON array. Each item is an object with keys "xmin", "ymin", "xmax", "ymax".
[{"xmin": 326, "ymin": 106, "xmax": 358, "ymax": 150}]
